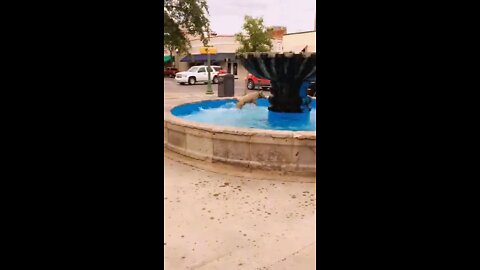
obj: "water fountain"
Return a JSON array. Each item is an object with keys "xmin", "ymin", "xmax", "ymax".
[
  {"xmin": 237, "ymin": 52, "xmax": 316, "ymax": 124},
  {"xmin": 164, "ymin": 52, "xmax": 316, "ymax": 175}
]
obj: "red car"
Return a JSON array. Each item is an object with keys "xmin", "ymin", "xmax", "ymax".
[
  {"xmin": 164, "ymin": 67, "xmax": 179, "ymax": 78},
  {"xmin": 246, "ymin": 73, "xmax": 271, "ymax": 90}
]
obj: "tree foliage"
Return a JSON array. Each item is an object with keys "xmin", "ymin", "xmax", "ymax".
[
  {"xmin": 164, "ymin": 15, "xmax": 189, "ymax": 57},
  {"xmin": 235, "ymin": 16, "xmax": 273, "ymax": 53},
  {"xmin": 164, "ymin": 0, "xmax": 211, "ymax": 55}
]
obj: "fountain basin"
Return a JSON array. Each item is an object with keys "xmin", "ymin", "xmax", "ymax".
[
  {"xmin": 164, "ymin": 98, "xmax": 316, "ymax": 175},
  {"xmin": 172, "ymin": 98, "xmax": 315, "ymax": 131}
]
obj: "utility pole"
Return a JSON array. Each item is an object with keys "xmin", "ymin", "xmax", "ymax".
[
  {"xmin": 206, "ymin": 47, "xmax": 213, "ymax": 95},
  {"xmin": 201, "ymin": 31, "xmax": 216, "ymax": 95}
]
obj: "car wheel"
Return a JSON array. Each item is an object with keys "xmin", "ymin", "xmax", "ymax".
[
  {"xmin": 247, "ymin": 80, "xmax": 255, "ymax": 90},
  {"xmin": 212, "ymin": 76, "xmax": 219, "ymax": 84},
  {"xmin": 188, "ymin": 77, "xmax": 196, "ymax": 85}
]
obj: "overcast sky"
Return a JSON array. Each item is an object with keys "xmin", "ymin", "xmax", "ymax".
[{"xmin": 206, "ymin": 0, "xmax": 316, "ymax": 35}]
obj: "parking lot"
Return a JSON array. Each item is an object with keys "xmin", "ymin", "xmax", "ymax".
[{"xmin": 163, "ymin": 77, "xmax": 261, "ymax": 98}]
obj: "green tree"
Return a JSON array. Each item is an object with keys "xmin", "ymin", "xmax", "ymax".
[
  {"xmin": 235, "ymin": 16, "xmax": 273, "ymax": 53},
  {"xmin": 164, "ymin": 15, "xmax": 189, "ymax": 66},
  {"xmin": 164, "ymin": 0, "xmax": 211, "ymax": 55}
]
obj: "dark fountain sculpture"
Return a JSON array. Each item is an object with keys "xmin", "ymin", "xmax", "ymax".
[{"xmin": 237, "ymin": 52, "xmax": 316, "ymax": 123}]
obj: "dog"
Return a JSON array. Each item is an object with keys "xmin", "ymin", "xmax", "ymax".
[{"xmin": 236, "ymin": 90, "xmax": 266, "ymax": 109}]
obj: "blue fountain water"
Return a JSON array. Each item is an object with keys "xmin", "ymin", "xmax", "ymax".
[{"xmin": 171, "ymin": 98, "xmax": 316, "ymax": 131}]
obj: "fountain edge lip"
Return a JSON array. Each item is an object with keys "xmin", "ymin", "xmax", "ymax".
[{"xmin": 165, "ymin": 97, "xmax": 316, "ymax": 138}]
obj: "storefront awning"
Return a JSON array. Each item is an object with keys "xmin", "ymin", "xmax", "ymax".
[
  {"xmin": 180, "ymin": 53, "xmax": 236, "ymax": 63},
  {"xmin": 164, "ymin": 55, "xmax": 172, "ymax": 63},
  {"xmin": 180, "ymin": 54, "xmax": 208, "ymax": 62}
]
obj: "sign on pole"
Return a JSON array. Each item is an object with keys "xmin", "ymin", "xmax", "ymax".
[{"xmin": 200, "ymin": 47, "xmax": 217, "ymax": 55}]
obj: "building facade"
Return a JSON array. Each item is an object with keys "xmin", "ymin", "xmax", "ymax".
[
  {"xmin": 173, "ymin": 28, "xmax": 289, "ymax": 79},
  {"xmin": 175, "ymin": 35, "xmax": 249, "ymax": 80},
  {"xmin": 282, "ymin": 31, "xmax": 316, "ymax": 53},
  {"xmin": 168, "ymin": 24, "xmax": 317, "ymax": 80},
  {"xmin": 271, "ymin": 26, "xmax": 287, "ymax": 52}
]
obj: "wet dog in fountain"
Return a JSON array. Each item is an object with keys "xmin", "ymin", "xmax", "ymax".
[{"xmin": 236, "ymin": 90, "xmax": 266, "ymax": 109}]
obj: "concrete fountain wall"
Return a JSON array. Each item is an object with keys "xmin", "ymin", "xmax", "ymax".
[{"xmin": 164, "ymin": 99, "xmax": 316, "ymax": 175}]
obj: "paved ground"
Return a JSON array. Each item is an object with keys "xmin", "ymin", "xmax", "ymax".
[
  {"xmin": 164, "ymin": 78, "xmax": 316, "ymax": 269},
  {"xmin": 164, "ymin": 78, "xmax": 255, "ymax": 111},
  {"xmin": 164, "ymin": 77, "xmax": 250, "ymax": 96}
]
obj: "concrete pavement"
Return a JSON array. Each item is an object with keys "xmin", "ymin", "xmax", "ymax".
[{"xmin": 164, "ymin": 78, "xmax": 257, "ymax": 110}]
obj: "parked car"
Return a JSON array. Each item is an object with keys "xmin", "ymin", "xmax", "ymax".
[
  {"xmin": 245, "ymin": 73, "xmax": 271, "ymax": 90},
  {"xmin": 175, "ymin": 65, "xmax": 223, "ymax": 85},
  {"xmin": 164, "ymin": 67, "xmax": 179, "ymax": 78}
]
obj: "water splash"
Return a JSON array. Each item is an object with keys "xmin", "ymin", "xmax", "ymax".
[{"xmin": 181, "ymin": 102, "xmax": 316, "ymax": 131}]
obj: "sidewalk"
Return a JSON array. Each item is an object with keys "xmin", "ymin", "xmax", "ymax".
[{"xmin": 164, "ymin": 151, "xmax": 316, "ymax": 270}]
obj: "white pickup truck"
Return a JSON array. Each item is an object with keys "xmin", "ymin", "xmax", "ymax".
[{"xmin": 175, "ymin": 65, "xmax": 222, "ymax": 85}]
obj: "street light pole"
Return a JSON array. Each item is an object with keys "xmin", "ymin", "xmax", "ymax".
[
  {"xmin": 204, "ymin": 30, "xmax": 214, "ymax": 95},
  {"xmin": 206, "ymin": 49, "xmax": 213, "ymax": 95},
  {"xmin": 174, "ymin": 48, "xmax": 179, "ymax": 68}
]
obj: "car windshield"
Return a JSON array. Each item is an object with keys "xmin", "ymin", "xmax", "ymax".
[{"xmin": 188, "ymin": 67, "xmax": 199, "ymax": 72}]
